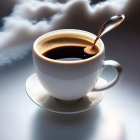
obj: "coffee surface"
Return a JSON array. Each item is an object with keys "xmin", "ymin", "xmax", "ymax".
[{"xmin": 42, "ymin": 45, "xmax": 99, "ymax": 61}]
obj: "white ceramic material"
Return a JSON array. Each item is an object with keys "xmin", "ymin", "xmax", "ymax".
[
  {"xmin": 26, "ymin": 74, "xmax": 106, "ymax": 114},
  {"xmin": 33, "ymin": 29, "xmax": 122, "ymax": 101}
]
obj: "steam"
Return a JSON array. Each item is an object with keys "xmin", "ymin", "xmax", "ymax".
[{"xmin": 0, "ymin": 0, "xmax": 128, "ymax": 65}]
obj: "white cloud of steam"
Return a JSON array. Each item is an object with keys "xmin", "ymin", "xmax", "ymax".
[{"xmin": 0, "ymin": 0, "xmax": 129, "ymax": 65}]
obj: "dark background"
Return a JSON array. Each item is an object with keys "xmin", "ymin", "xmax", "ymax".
[{"xmin": 0, "ymin": 0, "xmax": 140, "ymax": 140}]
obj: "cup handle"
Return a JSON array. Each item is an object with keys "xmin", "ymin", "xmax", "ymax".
[{"xmin": 92, "ymin": 60, "xmax": 123, "ymax": 91}]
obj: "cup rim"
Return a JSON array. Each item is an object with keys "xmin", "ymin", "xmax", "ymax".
[{"xmin": 33, "ymin": 29, "xmax": 104, "ymax": 64}]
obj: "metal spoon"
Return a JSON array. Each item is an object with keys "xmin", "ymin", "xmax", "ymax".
[{"xmin": 84, "ymin": 14, "xmax": 125, "ymax": 55}]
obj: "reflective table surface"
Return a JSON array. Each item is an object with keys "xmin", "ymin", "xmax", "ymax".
[{"xmin": 0, "ymin": 42, "xmax": 140, "ymax": 140}]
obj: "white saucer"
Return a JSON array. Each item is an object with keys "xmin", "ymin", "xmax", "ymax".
[{"xmin": 25, "ymin": 74, "xmax": 107, "ymax": 114}]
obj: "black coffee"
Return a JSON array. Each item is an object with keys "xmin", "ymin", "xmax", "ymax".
[{"xmin": 42, "ymin": 46, "xmax": 99, "ymax": 61}]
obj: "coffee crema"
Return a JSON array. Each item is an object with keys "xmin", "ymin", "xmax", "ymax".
[{"xmin": 42, "ymin": 45, "xmax": 99, "ymax": 61}]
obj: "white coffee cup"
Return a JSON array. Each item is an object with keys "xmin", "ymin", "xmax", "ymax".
[{"xmin": 33, "ymin": 29, "xmax": 122, "ymax": 101}]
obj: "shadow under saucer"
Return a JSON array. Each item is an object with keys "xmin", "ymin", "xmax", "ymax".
[{"xmin": 32, "ymin": 106, "xmax": 101, "ymax": 140}]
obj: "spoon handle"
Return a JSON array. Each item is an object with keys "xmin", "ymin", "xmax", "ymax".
[
  {"xmin": 94, "ymin": 14, "xmax": 125, "ymax": 45},
  {"xmin": 84, "ymin": 14, "xmax": 125, "ymax": 55}
]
